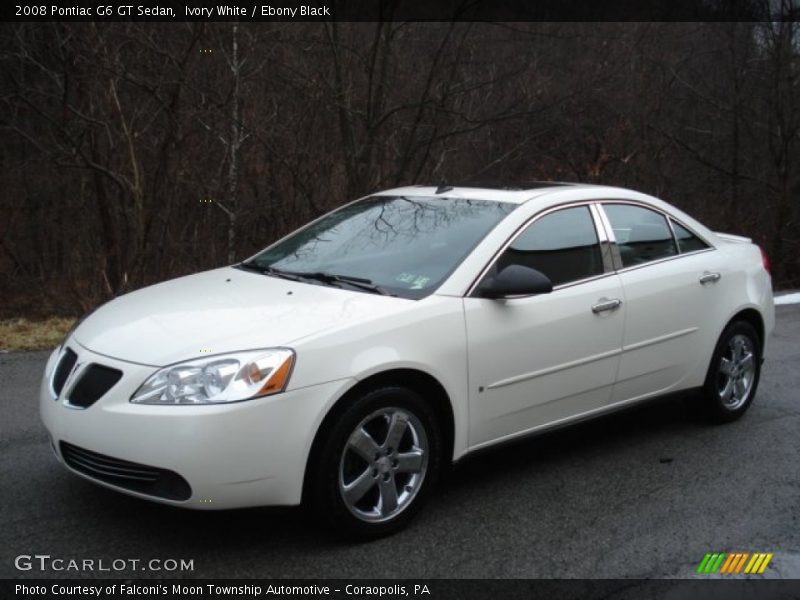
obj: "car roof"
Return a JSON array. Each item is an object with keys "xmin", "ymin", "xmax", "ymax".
[
  {"xmin": 374, "ymin": 182, "xmax": 608, "ymax": 205},
  {"xmin": 375, "ymin": 182, "xmax": 720, "ymax": 248}
]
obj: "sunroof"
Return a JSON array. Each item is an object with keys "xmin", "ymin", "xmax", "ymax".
[{"xmin": 437, "ymin": 181, "xmax": 576, "ymax": 191}]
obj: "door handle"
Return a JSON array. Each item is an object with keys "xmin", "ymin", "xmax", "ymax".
[
  {"xmin": 699, "ymin": 272, "xmax": 721, "ymax": 285},
  {"xmin": 592, "ymin": 298, "xmax": 622, "ymax": 314}
]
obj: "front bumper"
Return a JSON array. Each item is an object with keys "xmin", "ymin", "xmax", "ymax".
[{"xmin": 40, "ymin": 342, "xmax": 353, "ymax": 509}]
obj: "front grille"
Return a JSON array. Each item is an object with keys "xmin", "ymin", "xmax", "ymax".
[
  {"xmin": 52, "ymin": 348, "xmax": 78, "ymax": 396},
  {"xmin": 60, "ymin": 442, "xmax": 192, "ymax": 501},
  {"xmin": 67, "ymin": 364, "xmax": 122, "ymax": 408}
]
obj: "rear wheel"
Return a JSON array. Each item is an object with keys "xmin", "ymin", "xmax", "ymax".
[
  {"xmin": 701, "ymin": 321, "xmax": 761, "ymax": 422},
  {"xmin": 307, "ymin": 386, "xmax": 441, "ymax": 539}
]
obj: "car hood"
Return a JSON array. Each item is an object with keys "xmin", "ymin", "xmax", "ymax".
[{"xmin": 73, "ymin": 267, "xmax": 411, "ymax": 366}]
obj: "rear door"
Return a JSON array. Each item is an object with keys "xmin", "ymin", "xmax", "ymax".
[{"xmin": 598, "ymin": 202, "xmax": 724, "ymax": 403}]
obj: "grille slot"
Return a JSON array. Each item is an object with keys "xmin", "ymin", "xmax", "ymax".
[
  {"xmin": 60, "ymin": 442, "xmax": 192, "ymax": 501},
  {"xmin": 67, "ymin": 364, "xmax": 122, "ymax": 408},
  {"xmin": 52, "ymin": 348, "xmax": 78, "ymax": 396}
]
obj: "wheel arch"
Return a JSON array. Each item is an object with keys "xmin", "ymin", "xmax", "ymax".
[
  {"xmin": 301, "ymin": 368, "xmax": 455, "ymax": 505},
  {"xmin": 723, "ymin": 307, "xmax": 765, "ymax": 354}
]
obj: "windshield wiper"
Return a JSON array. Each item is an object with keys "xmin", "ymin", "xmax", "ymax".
[
  {"xmin": 236, "ymin": 262, "xmax": 305, "ymax": 282},
  {"xmin": 239, "ymin": 263, "xmax": 395, "ymax": 296},
  {"xmin": 294, "ymin": 272, "xmax": 396, "ymax": 296}
]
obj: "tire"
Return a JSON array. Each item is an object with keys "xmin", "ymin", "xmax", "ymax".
[
  {"xmin": 307, "ymin": 386, "xmax": 442, "ymax": 539},
  {"xmin": 701, "ymin": 321, "xmax": 761, "ymax": 423}
]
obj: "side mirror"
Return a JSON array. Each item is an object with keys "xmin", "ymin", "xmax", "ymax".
[{"xmin": 477, "ymin": 265, "xmax": 553, "ymax": 299}]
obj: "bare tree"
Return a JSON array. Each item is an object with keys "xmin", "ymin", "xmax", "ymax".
[{"xmin": 1, "ymin": 20, "xmax": 797, "ymax": 317}]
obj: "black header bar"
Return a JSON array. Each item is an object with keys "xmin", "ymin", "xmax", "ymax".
[{"xmin": 3, "ymin": 0, "xmax": 799, "ymax": 23}]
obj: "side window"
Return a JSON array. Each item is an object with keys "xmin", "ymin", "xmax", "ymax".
[
  {"xmin": 671, "ymin": 219, "xmax": 709, "ymax": 253},
  {"xmin": 603, "ymin": 204, "xmax": 678, "ymax": 267},
  {"xmin": 493, "ymin": 206, "xmax": 604, "ymax": 287}
]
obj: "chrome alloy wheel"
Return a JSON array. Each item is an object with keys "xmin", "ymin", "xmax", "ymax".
[
  {"xmin": 717, "ymin": 333, "xmax": 756, "ymax": 410},
  {"xmin": 338, "ymin": 407, "xmax": 429, "ymax": 523}
]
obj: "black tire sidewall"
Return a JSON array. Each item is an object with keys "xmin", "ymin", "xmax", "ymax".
[
  {"xmin": 308, "ymin": 386, "xmax": 442, "ymax": 539},
  {"xmin": 703, "ymin": 321, "xmax": 761, "ymax": 422}
]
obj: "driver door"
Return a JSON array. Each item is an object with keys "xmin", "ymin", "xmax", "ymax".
[{"xmin": 464, "ymin": 204, "xmax": 625, "ymax": 447}]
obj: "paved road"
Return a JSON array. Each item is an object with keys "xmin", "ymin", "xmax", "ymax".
[{"xmin": 2, "ymin": 306, "xmax": 799, "ymax": 579}]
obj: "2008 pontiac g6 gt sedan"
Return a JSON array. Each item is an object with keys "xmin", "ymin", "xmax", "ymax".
[{"xmin": 41, "ymin": 182, "xmax": 774, "ymax": 537}]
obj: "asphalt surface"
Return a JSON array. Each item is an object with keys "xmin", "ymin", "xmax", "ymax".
[{"xmin": 2, "ymin": 305, "xmax": 799, "ymax": 580}]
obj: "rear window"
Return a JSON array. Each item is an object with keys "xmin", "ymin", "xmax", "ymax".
[
  {"xmin": 603, "ymin": 204, "xmax": 678, "ymax": 267},
  {"xmin": 671, "ymin": 220, "xmax": 709, "ymax": 253}
]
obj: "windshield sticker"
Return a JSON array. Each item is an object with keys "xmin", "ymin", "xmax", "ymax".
[{"xmin": 396, "ymin": 273, "xmax": 431, "ymax": 289}]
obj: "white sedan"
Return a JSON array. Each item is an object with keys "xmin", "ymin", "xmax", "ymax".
[{"xmin": 40, "ymin": 183, "xmax": 774, "ymax": 537}]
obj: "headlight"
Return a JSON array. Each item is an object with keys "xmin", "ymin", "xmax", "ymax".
[{"xmin": 130, "ymin": 348, "xmax": 295, "ymax": 405}]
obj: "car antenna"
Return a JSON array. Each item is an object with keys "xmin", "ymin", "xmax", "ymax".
[{"xmin": 435, "ymin": 182, "xmax": 453, "ymax": 194}]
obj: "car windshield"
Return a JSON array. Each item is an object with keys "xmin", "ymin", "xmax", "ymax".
[{"xmin": 245, "ymin": 195, "xmax": 516, "ymax": 299}]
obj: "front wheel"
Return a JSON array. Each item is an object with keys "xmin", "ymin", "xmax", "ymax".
[
  {"xmin": 701, "ymin": 321, "xmax": 762, "ymax": 423},
  {"xmin": 307, "ymin": 386, "xmax": 442, "ymax": 539}
]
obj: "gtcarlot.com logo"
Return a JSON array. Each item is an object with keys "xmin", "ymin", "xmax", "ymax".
[
  {"xmin": 14, "ymin": 554, "xmax": 194, "ymax": 572},
  {"xmin": 697, "ymin": 552, "xmax": 773, "ymax": 575}
]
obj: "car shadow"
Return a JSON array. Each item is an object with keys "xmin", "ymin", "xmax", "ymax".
[
  {"xmin": 445, "ymin": 390, "xmax": 709, "ymax": 489},
  {"xmin": 63, "ymin": 390, "xmax": 710, "ymax": 556}
]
